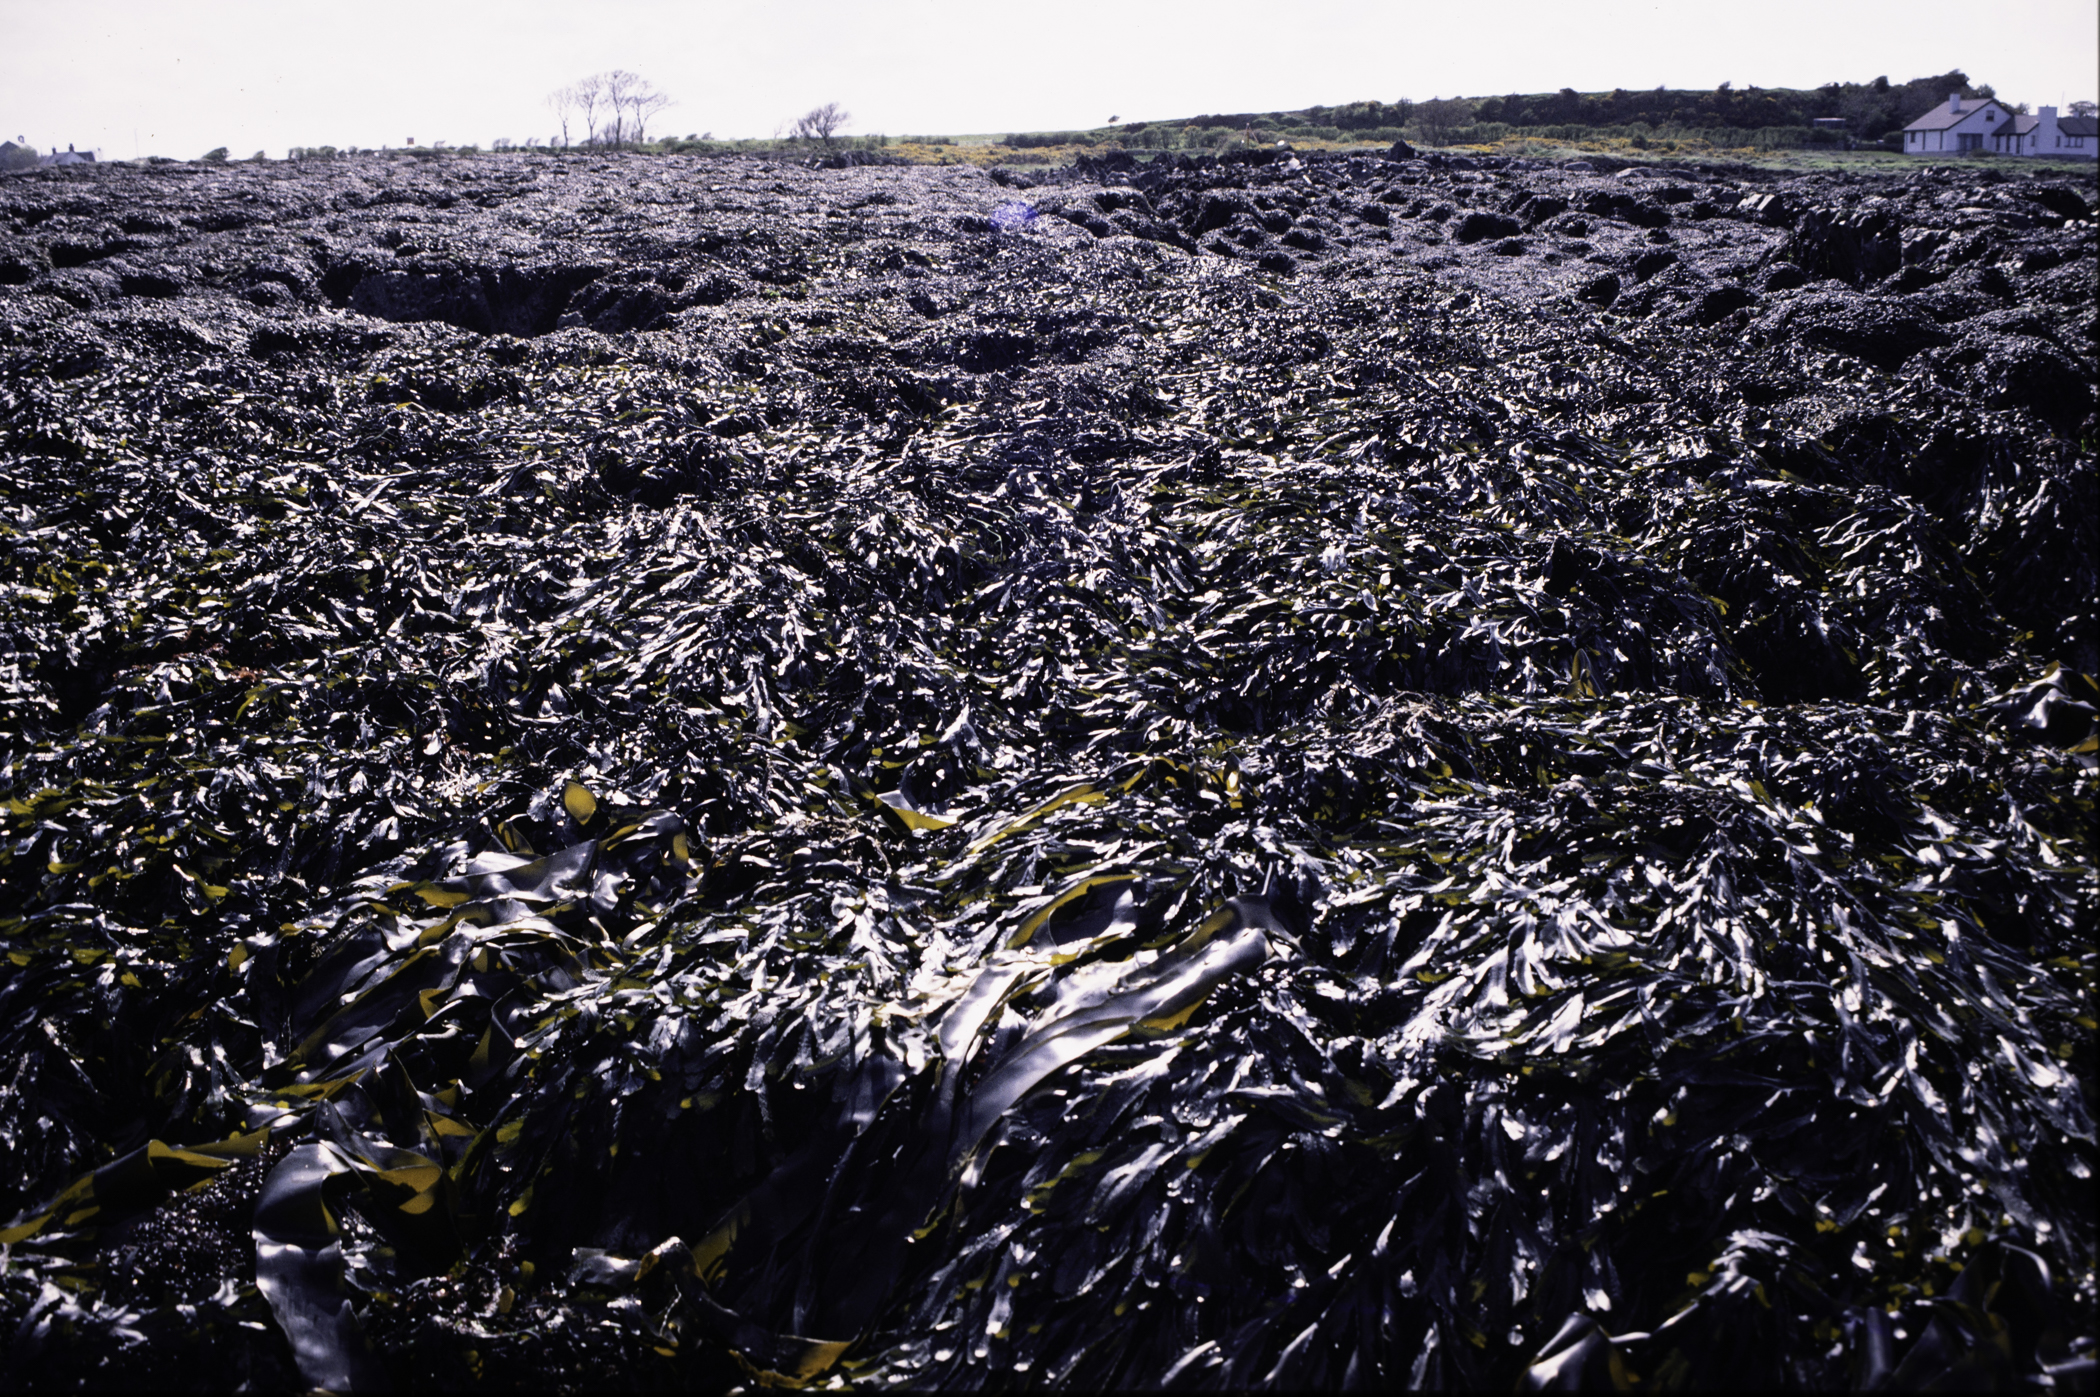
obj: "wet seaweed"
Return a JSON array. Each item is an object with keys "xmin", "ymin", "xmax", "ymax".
[{"xmin": 0, "ymin": 148, "xmax": 2093, "ymax": 1390}]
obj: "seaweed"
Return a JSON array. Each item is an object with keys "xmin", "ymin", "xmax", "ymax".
[{"xmin": 0, "ymin": 148, "xmax": 2092, "ymax": 1390}]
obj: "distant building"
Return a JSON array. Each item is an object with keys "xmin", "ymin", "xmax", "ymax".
[
  {"xmin": 1991, "ymin": 106, "xmax": 2099, "ymax": 159},
  {"xmin": 0, "ymin": 141, "xmax": 97, "ymax": 171},
  {"xmin": 1903, "ymin": 95, "xmax": 2096, "ymax": 157},
  {"xmin": 1902, "ymin": 95, "xmax": 2014, "ymax": 154}
]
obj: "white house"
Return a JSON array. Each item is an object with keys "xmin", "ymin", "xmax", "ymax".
[
  {"xmin": 1902, "ymin": 94, "xmax": 2015, "ymax": 154},
  {"xmin": 1904, "ymin": 94, "xmax": 2098, "ymax": 158},
  {"xmin": 1991, "ymin": 106, "xmax": 2099, "ymax": 159}
]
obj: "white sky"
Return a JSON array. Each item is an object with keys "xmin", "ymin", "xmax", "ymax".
[{"xmin": 3, "ymin": 0, "xmax": 2095, "ymax": 159}]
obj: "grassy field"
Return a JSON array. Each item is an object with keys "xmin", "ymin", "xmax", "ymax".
[{"xmin": 670, "ymin": 129, "xmax": 2100, "ymax": 177}]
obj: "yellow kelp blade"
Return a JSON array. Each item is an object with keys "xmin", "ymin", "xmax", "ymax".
[
  {"xmin": 563, "ymin": 779, "xmax": 598, "ymax": 825},
  {"xmin": 875, "ymin": 790, "xmax": 958, "ymax": 831}
]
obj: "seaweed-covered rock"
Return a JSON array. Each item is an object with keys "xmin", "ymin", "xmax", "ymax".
[
  {"xmin": 0, "ymin": 147, "xmax": 2092, "ymax": 1394},
  {"xmin": 1753, "ymin": 287, "xmax": 1950, "ymax": 367},
  {"xmin": 1785, "ymin": 204, "xmax": 1905, "ymax": 285},
  {"xmin": 1452, "ymin": 209, "xmax": 1523, "ymax": 243}
]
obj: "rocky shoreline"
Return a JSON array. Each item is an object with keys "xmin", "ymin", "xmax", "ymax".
[{"xmin": 1, "ymin": 148, "xmax": 2093, "ymax": 1389}]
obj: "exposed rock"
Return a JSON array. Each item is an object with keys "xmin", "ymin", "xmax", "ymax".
[{"xmin": 1738, "ymin": 191, "xmax": 1791, "ymax": 225}]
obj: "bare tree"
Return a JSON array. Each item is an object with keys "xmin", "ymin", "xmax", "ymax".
[
  {"xmin": 600, "ymin": 70, "xmax": 674, "ymax": 145},
  {"xmin": 546, "ymin": 83, "xmax": 577, "ymax": 148},
  {"xmin": 568, "ymin": 73, "xmax": 606, "ymax": 146},
  {"xmin": 552, "ymin": 71, "xmax": 673, "ymax": 149},
  {"xmin": 599, "ymin": 70, "xmax": 638, "ymax": 144},
  {"xmin": 791, "ymin": 102, "xmax": 851, "ymax": 149},
  {"xmin": 628, "ymin": 83, "xmax": 674, "ymax": 144}
]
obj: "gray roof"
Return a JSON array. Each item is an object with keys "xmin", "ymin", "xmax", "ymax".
[
  {"xmin": 2002, "ymin": 113, "xmax": 2099, "ymax": 138},
  {"xmin": 1904, "ymin": 100, "xmax": 2009, "ymax": 132}
]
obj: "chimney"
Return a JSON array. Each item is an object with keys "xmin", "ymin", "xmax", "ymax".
[
  {"xmin": 1949, "ymin": 94, "xmax": 1962, "ymax": 114},
  {"xmin": 2039, "ymin": 106, "xmax": 2057, "ymax": 120}
]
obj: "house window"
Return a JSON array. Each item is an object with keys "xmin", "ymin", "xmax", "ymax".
[{"xmin": 1958, "ymin": 133, "xmax": 1982, "ymax": 151}]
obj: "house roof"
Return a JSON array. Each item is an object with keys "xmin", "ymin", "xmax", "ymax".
[
  {"xmin": 2002, "ymin": 113, "xmax": 2100, "ymax": 138},
  {"xmin": 1904, "ymin": 100, "xmax": 2010, "ymax": 132}
]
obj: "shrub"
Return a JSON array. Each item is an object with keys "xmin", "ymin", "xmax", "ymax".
[
  {"xmin": 201, "ymin": 146, "xmax": 229, "ymax": 163},
  {"xmin": 1004, "ymin": 130, "xmax": 1090, "ymax": 149},
  {"xmin": 1324, "ymin": 98, "xmax": 1415, "ymax": 130},
  {"xmin": 1411, "ymin": 98, "xmax": 1475, "ymax": 145}
]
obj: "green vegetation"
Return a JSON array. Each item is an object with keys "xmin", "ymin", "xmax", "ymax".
[
  {"xmin": 974, "ymin": 74, "xmax": 1973, "ymax": 159},
  {"xmin": 1469, "ymin": 71, "xmax": 1987, "ymax": 140}
]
